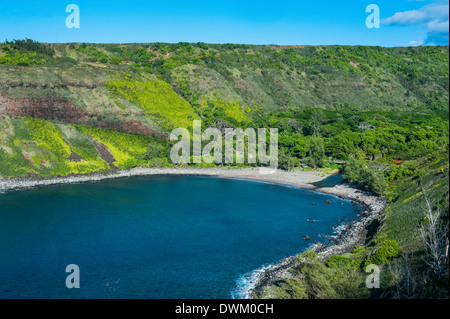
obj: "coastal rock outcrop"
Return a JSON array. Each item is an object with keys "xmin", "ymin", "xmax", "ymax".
[{"xmin": 249, "ymin": 184, "xmax": 387, "ymax": 299}]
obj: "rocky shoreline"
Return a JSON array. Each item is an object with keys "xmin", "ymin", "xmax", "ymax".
[{"xmin": 247, "ymin": 184, "xmax": 387, "ymax": 299}]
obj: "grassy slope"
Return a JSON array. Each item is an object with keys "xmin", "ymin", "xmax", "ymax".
[
  {"xmin": 2, "ymin": 43, "xmax": 449, "ymax": 115},
  {"xmin": 0, "ymin": 115, "xmax": 166, "ymax": 177},
  {"xmin": 380, "ymin": 153, "xmax": 449, "ymax": 252},
  {"xmin": 0, "ymin": 65, "xmax": 165, "ymax": 133},
  {"xmin": 173, "ymin": 45, "xmax": 449, "ymax": 113}
]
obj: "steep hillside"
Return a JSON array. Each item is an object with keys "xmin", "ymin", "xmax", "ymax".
[
  {"xmin": 0, "ymin": 40, "xmax": 449, "ymax": 179},
  {"xmin": 1, "ymin": 42, "xmax": 449, "ymax": 123}
]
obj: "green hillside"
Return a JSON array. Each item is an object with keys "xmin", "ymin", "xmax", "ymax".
[
  {"xmin": 0, "ymin": 40, "xmax": 448, "ymax": 298},
  {"xmin": 1, "ymin": 40, "xmax": 448, "ymax": 178}
]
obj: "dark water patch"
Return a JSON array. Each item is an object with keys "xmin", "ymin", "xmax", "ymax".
[{"xmin": 312, "ymin": 174, "xmax": 344, "ymax": 188}]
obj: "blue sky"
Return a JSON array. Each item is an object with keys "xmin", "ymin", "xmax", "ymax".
[{"xmin": 0, "ymin": 0, "xmax": 448, "ymax": 46}]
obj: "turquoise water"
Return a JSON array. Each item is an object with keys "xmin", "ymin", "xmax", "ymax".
[{"xmin": 0, "ymin": 175, "xmax": 359, "ymax": 299}]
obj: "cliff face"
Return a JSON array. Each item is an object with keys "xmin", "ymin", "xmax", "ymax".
[
  {"xmin": 0, "ymin": 93, "xmax": 88, "ymax": 123},
  {"xmin": 0, "ymin": 93, "xmax": 165, "ymax": 138},
  {"xmin": 99, "ymin": 119, "xmax": 166, "ymax": 139}
]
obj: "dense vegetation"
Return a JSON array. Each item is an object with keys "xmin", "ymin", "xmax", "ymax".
[
  {"xmin": 0, "ymin": 39, "xmax": 54, "ymax": 66},
  {"xmin": 0, "ymin": 115, "xmax": 169, "ymax": 177},
  {"xmin": 255, "ymin": 147, "xmax": 449, "ymax": 299},
  {"xmin": 105, "ymin": 78, "xmax": 199, "ymax": 130},
  {"xmin": 2, "ymin": 41, "xmax": 446, "ymax": 175},
  {"xmin": 0, "ymin": 40, "xmax": 448, "ymax": 299}
]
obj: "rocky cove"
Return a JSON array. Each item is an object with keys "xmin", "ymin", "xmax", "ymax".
[
  {"xmin": 0, "ymin": 167, "xmax": 386, "ymax": 299},
  {"xmin": 247, "ymin": 184, "xmax": 387, "ymax": 299}
]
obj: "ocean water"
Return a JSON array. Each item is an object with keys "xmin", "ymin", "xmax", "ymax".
[
  {"xmin": 0, "ymin": 175, "xmax": 359, "ymax": 299},
  {"xmin": 312, "ymin": 174, "xmax": 344, "ymax": 188}
]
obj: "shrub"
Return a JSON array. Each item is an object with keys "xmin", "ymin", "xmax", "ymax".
[
  {"xmin": 106, "ymin": 79, "xmax": 200, "ymax": 130},
  {"xmin": 2, "ymin": 39, "xmax": 54, "ymax": 56},
  {"xmin": 309, "ymin": 136, "xmax": 325, "ymax": 168},
  {"xmin": 75, "ymin": 125, "xmax": 167, "ymax": 169},
  {"xmin": 367, "ymin": 239, "xmax": 401, "ymax": 265},
  {"xmin": 267, "ymin": 278, "xmax": 308, "ymax": 299},
  {"xmin": 291, "ymin": 251, "xmax": 337, "ymax": 299},
  {"xmin": 343, "ymin": 154, "xmax": 387, "ymax": 195},
  {"xmin": 278, "ymin": 150, "xmax": 300, "ymax": 171},
  {"xmin": 148, "ymin": 157, "xmax": 171, "ymax": 168}
]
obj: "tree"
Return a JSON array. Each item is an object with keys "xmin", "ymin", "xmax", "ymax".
[
  {"xmin": 311, "ymin": 109, "xmax": 324, "ymax": 137},
  {"xmin": 342, "ymin": 154, "xmax": 387, "ymax": 195},
  {"xmin": 197, "ymin": 42, "xmax": 208, "ymax": 50},
  {"xmin": 309, "ymin": 136, "xmax": 325, "ymax": 168},
  {"xmin": 419, "ymin": 184, "xmax": 449, "ymax": 278},
  {"xmin": 278, "ymin": 149, "xmax": 300, "ymax": 171},
  {"xmin": 145, "ymin": 143, "xmax": 168, "ymax": 161}
]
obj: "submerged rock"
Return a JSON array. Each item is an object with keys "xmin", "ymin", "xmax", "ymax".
[
  {"xmin": 324, "ymin": 199, "xmax": 333, "ymax": 203},
  {"xmin": 303, "ymin": 235, "xmax": 311, "ymax": 240}
]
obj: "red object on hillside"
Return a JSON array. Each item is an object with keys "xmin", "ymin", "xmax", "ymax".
[
  {"xmin": 24, "ymin": 154, "xmax": 34, "ymax": 164},
  {"xmin": 393, "ymin": 160, "xmax": 406, "ymax": 164}
]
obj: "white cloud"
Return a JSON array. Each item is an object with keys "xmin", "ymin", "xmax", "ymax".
[
  {"xmin": 383, "ymin": 9, "xmax": 428, "ymax": 25},
  {"xmin": 427, "ymin": 19, "xmax": 449, "ymax": 33},
  {"xmin": 383, "ymin": 1, "xmax": 449, "ymax": 45},
  {"xmin": 383, "ymin": 2, "xmax": 448, "ymax": 25},
  {"xmin": 407, "ymin": 40, "xmax": 424, "ymax": 46}
]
